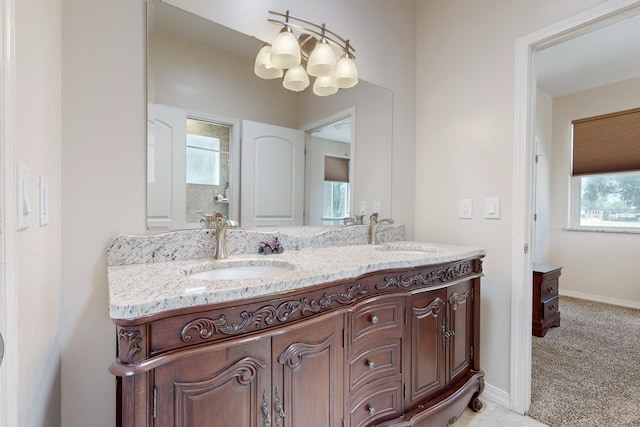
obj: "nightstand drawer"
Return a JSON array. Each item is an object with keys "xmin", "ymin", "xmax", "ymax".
[
  {"xmin": 540, "ymin": 279, "xmax": 558, "ymax": 302},
  {"xmin": 542, "ymin": 297, "xmax": 559, "ymax": 319}
]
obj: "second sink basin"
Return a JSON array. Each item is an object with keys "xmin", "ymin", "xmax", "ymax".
[
  {"xmin": 188, "ymin": 260, "xmax": 294, "ymax": 281},
  {"xmin": 377, "ymin": 242, "xmax": 441, "ymax": 255}
]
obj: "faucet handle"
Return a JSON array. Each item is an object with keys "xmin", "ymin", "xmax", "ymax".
[{"xmin": 196, "ymin": 211, "xmax": 215, "ymax": 228}]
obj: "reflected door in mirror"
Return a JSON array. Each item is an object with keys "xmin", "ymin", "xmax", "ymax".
[{"xmin": 241, "ymin": 121, "xmax": 305, "ymax": 227}]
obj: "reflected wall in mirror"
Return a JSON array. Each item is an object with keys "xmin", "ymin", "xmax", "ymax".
[{"xmin": 147, "ymin": 0, "xmax": 392, "ymax": 229}]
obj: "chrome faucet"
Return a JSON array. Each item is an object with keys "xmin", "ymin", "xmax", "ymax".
[
  {"xmin": 213, "ymin": 212, "xmax": 239, "ymax": 259},
  {"xmin": 369, "ymin": 212, "xmax": 394, "ymax": 245}
]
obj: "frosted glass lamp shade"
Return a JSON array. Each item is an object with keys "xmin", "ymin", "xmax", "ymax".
[
  {"xmin": 334, "ymin": 54, "xmax": 358, "ymax": 88},
  {"xmin": 306, "ymin": 40, "xmax": 336, "ymax": 77},
  {"xmin": 283, "ymin": 65, "xmax": 309, "ymax": 92},
  {"xmin": 270, "ymin": 29, "xmax": 301, "ymax": 69},
  {"xmin": 254, "ymin": 46, "xmax": 283, "ymax": 79},
  {"xmin": 313, "ymin": 75, "xmax": 338, "ymax": 96}
]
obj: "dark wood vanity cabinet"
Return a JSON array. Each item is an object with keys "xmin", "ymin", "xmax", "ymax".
[
  {"xmin": 153, "ymin": 312, "xmax": 343, "ymax": 427},
  {"xmin": 111, "ymin": 258, "xmax": 484, "ymax": 427}
]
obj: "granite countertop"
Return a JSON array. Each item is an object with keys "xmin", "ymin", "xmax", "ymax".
[{"xmin": 108, "ymin": 241, "xmax": 486, "ymax": 320}]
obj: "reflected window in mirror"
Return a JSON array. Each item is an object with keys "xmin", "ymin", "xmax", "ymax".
[
  {"xmin": 323, "ymin": 155, "xmax": 350, "ymax": 225},
  {"xmin": 186, "ymin": 119, "xmax": 231, "ymax": 224}
]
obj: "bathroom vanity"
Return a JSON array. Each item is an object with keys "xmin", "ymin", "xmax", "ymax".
[{"xmin": 108, "ymin": 227, "xmax": 485, "ymax": 427}]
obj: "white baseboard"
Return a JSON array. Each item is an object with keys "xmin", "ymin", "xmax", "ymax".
[
  {"xmin": 559, "ymin": 289, "xmax": 640, "ymax": 310},
  {"xmin": 482, "ymin": 381, "xmax": 510, "ymax": 409}
]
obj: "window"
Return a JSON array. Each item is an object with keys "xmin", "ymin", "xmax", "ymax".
[
  {"xmin": 574, "ymin": 172, "xmax": 640, "ymax": 229},
  {"xmin": 322, "ymin": 156, "xmax": 350, "ymax": 224},
  {"xmin": 323, "ymin": 181, "xmax": 350, "ymax": 224},
  {"xmin": 186, "ymin": 134, "xmax": 220, "ymax": 186},
  {"xmin": 571, "ymin": 108, "xmax": 640, "ymax": 230}
]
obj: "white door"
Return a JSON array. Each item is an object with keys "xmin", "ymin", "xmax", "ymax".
[
  {"xmin": 147, "ymin": 103, "xmax": 187, "ymax": 229},
  {"xmin": 241, "ymin": 121, "xmax": 305, "ymax": 227}
]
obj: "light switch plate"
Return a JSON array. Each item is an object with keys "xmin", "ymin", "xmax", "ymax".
[
  {"xmin": 359, "ymin": 201, "xmax": 367, "ymax": 214},
  {"xmin": 16, "ymin": 162, "xmax": 30, "ymax": 231},
  {"xmin": 458, "ymin": 199, "xmax": 473, "ymax": 219},
  {"xmin": 484, "ymin": 197, "xmax": 501, "ymax": 219},
  {"xmin": 372, "ymin": 201, "xmax": 381, "ymax": 213},
  {"xmin": 39, "ymin": 174, "xmax": 49, "ymax": 226}
]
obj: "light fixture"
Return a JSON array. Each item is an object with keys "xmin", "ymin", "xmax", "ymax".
[
  {"xmin": 254, "ymin": 45, "xmax": 283, "ymax": 79},
  {"xmin": 254, "ymin": 10, "xmax": 358, "ymax": 96}
]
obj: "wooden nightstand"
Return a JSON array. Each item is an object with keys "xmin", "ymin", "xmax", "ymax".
[{"xmin": 532, "ymin": 263, "xmax": 562, "ymax": 337}]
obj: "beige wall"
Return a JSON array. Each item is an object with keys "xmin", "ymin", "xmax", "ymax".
[
  {"xmin": 549, "ymin": 77, "xmax": 640, "ymax": 306},
  {"xmin": 60, "ymin": 1, "xmax": 414, "ymax": 426},
  {"xmin": 61, "ymin": 1, "xmax": 146, "ymax": 426},
  {"xmin": 415, "ymin": 0, "xmax": 607, "ymax": 395},
  {"xmin": 15, "ymin": 0, "xmax": 62, "ymax": 426}
]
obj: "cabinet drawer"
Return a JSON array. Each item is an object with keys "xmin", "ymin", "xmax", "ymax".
[
  {"xmin": 350, "ymin": 298, "xmax": 402, "ymax": 345},
  {"xmin": 349, "ymin": 380, "xmax": 402, "ymax": 427},
  {"xmin": 542, "ymin": 297, "xmax": 559, "ymax": 319},
  {"xmin": 349, "ymin": 339, "xmax": 401, "ymax": 392},
  {"xmin": 539, "ymin": 279, "xmax": 558, "ymax": 302}
]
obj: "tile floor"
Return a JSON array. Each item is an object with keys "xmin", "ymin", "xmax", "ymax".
[{"xmin": 455, "ymin": 399, "xmax": 547, "ymax": 426}]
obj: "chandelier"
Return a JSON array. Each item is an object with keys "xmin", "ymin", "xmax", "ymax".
[{"xmin": 254, "ymin": 10, "xmax": 358, "ymax": 96}]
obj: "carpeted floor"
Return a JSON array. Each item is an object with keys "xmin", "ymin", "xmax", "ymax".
[{"xmin": 527, "ymin": 296, "xmax": 640, "ymax": 427}]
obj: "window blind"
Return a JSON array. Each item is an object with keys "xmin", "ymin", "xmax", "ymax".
[
  {"xmin": 572, "ymin": 107, "xmax": 640, "ymax": 176},
  {"xmin": 324, "ymin": 156, "xmax": 349, "ymax": 182}
]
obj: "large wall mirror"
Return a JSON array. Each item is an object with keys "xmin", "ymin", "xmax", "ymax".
[{"xmin": 146, "ymin": 0, "xmax": 392, "ymax": 229}]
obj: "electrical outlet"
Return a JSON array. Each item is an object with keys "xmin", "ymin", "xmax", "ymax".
[
  {"xmin": 458, "ymin": 199, "xmax": 473, "ymax": 219},
  {"xmin": 359, "ymin": 201, "xmax": 367, "ymax": 214},
  {"xmin": 372, "ymin": 201, "xmax": 381, "ymax": 213}
]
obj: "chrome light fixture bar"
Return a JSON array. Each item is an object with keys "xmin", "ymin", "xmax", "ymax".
[{"xmin": 254, "ymin": 10, "xmax": 358, "ymax": 96}]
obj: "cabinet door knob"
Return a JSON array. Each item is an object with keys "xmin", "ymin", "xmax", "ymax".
[
  {"xmin": 370, "ymin": 315, "xmax": 379, "ymax": 325},
  {"xmin": 367, "ymin": 360, "xmax": 375, "ymax": 370},
  {"xmin": 368, "ymin": 406, "xmax": 376, "ymax": 416}
]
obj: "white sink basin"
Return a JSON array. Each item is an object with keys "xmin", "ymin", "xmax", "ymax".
[
  {"xmin": 188, "ymin": 260, "xmax": 294, "ymax": 281},
  {"xmin": 377, "ymin": 243, "xmax": 440, "ymax": 255}
]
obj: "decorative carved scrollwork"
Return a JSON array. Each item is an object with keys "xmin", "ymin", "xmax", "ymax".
[
  {"xmin": 174, "ymin": 356, "xmax": 265, "ymax": 402},
  {"xmin": 449, "ymin": 289, "xmax": 472, "ymax": 310},
  {"xmin": 377, "ymin": 262, "xmax": 471, "ymax": 290},
  {"xmin": 117, "ymin": 328, "xmax": 143, "ymax": 364},
  {"xmin": 413, "ymin": 297, "xmax": 445, "ymax": 319},
  {"xmin": 277, "ymin": 333, "xmax": 335, "ymax": 369},
  {"xmin": 181, "ymin": 284, "xmax": 368, "ymax": 343}
]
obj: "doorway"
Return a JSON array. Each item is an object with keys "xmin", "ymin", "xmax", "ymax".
[
  {"xmin": 512, "ymin": 0, "xmax": 640, "ymax": 414},
  {"xmin": 302, "ymin": 108, "xmax": 355, "ymax": 226}
]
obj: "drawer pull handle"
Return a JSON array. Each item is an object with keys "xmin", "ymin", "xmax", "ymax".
[
  {"xmin": 547, "ymin": 287, "xmax": 554, "ymax": 293},
  {"xmin": 370, "ymin": 315, "xmax": 379, "ymax": 325},
  {"xmin": 368, "ymin": 406, "xmax": 376, "ymax": 416},
  {"xmin": 548, "ymin": 305, "xmax": 555, "ymax": 311},
  {"xmin": 367, "ymin": 360, "xmax": 375, "ymax": 370}
]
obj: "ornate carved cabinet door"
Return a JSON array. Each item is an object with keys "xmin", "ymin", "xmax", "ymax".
[
  {"xmin": 404, "ymin": 288, "xmax": 447, "ymax": 410},
  {"xmin": 446, "ymin": 280, "xmax": 474, "ymax": 385},
  {"xmin": 153, "ymin": 336, "xmax": 271, "ymax": 427},
  {"xmin": 271, "ymin": 312, "xmax": 344, "ymax": 427}
]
